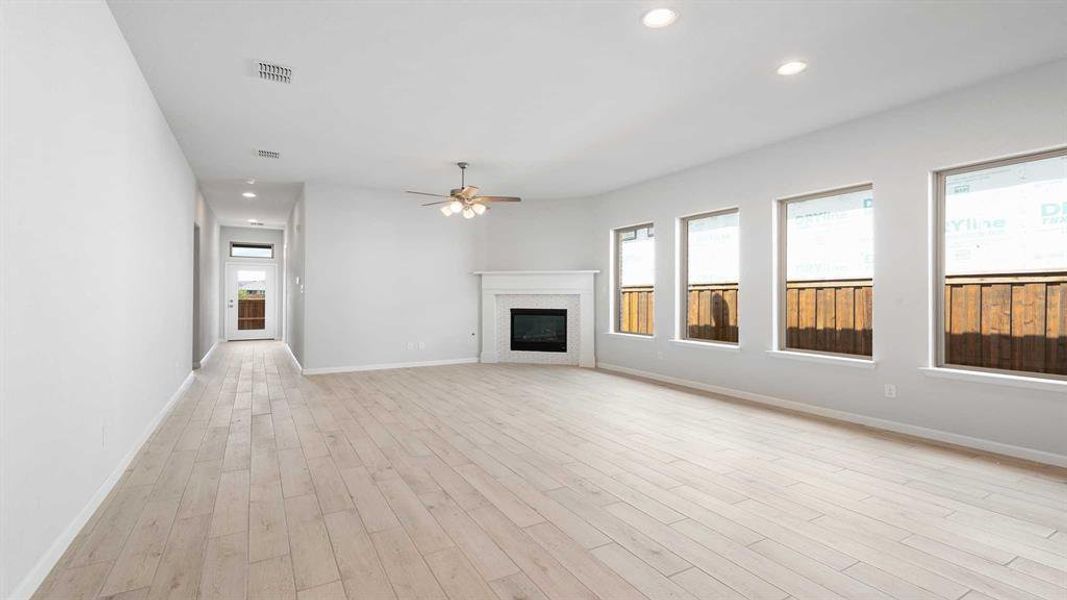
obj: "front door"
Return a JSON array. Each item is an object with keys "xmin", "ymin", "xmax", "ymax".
[{"xmin": 225, "ymin": 263, "xmax": 276, "ymax": 340}]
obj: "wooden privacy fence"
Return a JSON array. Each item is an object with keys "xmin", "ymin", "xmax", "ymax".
[
  {"xmin": 238, "ymin": 297, "xmax": 265, "ymax": 330},
  {"xmin": 944, "ymin": 273, "xmax": 1067, "ymax": 376},
  {"xmin": 619, "ymin": 286, "xmax": 654, "ymax": 335},
  {"xmin": 687, "ymin": 284, "xmax": 739, "ymax": 343},
  {"xmin": 621, "ymin": 274, "xmax": 1065, "ymax": 375},
  {"xmin": 786, "ymin": 279, "xmax": 873, "ymax": 357}
]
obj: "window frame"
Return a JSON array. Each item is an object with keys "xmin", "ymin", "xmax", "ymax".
[
  {"xmin": 613, "ymin": 222, "xmax": 656, "ymax": 337},
  {"xmin": 678, "ymin": 207, "xmax": 740, "ymax": 345},
  {"xmin": 229, "ymin": 241, "xmax": 274, "ymax": 259},
  {"xmin": 775, "ymin": 183, "xmax": 875, "ymax": 360},
  {"xmin": 932, "ymin": 146, "xmax": 1067, "ymax": 380}
]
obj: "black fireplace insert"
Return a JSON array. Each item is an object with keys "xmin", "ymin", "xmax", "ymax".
[{"xmin": 510, "ymin": 308, "xmax": 567, "ymax": 352}]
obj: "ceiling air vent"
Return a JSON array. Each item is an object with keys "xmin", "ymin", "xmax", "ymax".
[
  {"xmin": 257, "ymin": 61, "xmax": 292, "ymax": 84},
  {"xmin": 257, "ymin": 149, "xmax": 280, "ymax": 159}
]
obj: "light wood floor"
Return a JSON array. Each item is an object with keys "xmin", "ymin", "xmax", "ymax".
[{"xmin": 34, "ymin": 341, "xmax": 1067, "ymax": 600}]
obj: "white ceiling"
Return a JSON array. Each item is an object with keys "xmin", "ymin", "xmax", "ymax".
[
  {"xmin": 109, "ymin": 0, "xmax": 1067, "ymax": 214},
  {"xmin": 198, "ymin": 180, "xmax": 302, "ymax": 228}
]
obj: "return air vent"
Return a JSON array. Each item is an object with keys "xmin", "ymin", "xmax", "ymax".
[
  {"xmin": 257, "ymin": 149, "xmax": 280, "ymax": 159},
  {"xmin": 257, "ymin": 61, "xmax": 292, "ymax": 84}
]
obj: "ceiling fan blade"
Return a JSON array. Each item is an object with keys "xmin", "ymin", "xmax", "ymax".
[
  {"xmin": 406, "ymin": 190, "xmax": 449, "ymax": 198},
  {"xmin": 421, "ymin": 200, "xmax": 450, "ymax": 206},
  {"xmin": 459, "ymin": 186, "xmax": 480, "ymax": 199},
  {"xmin": 476, "ymin": 196, "xmax": 522, "ymax": 203}
]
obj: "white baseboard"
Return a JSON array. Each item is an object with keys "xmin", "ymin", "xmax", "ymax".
[
  {"xmin": 597, "ymin": 362, "xmax": 1067, "ymax": 468},
  {"xmin": 284, "ymin": 343, "xmax": 303, "ymax": 373},
  {"xmin": 193, "ymin": 339, "xmax": 220, "ymax": 370},
  {"xmin": 302, "ymin": 357, "xmax": 479, "ymax": 375},
  {"xmin": 9, "ymin": 371, "xmax": 197, "ymax": 600}
]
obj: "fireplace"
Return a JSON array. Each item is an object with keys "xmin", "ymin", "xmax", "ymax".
[
  {"xmin": 510, "ymin": 308, "xmax": 567, "ymax": 352},
  {"xmin": 477, "ymin": 271, "xmax": 596, "ymax": 367}
]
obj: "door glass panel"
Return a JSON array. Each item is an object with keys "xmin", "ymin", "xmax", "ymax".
[{"xmin": 237, "ymin": 270, "xmax": 266, "ymax": 331}]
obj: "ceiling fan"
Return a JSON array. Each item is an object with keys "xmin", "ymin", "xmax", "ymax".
[{"xmin": 406, "ymin": 162, "xmax": 521, "ymax": 219}]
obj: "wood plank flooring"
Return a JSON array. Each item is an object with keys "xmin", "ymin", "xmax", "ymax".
[{"xmin": 34, "ymin": 341, "xmax": 1067, "ymax": 600}]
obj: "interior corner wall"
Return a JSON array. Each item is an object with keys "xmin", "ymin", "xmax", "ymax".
[
  {"xmin": 484, "ymin": 59, "xmax": 1067, "ymax": 461},
  {"xmin": 194, "ymin": 191, "xmax": 220, "ymax": 364},
  {"xmin": 285, "ymin": 192, "xmax": 307, "ymax": 365},
  {"xmin": 0, "ymin": 2, "xmax": 199, "ymax": 597},
  {"xmin": 300, "ymin": 183, "xmax": 485, "ymax": 371}
]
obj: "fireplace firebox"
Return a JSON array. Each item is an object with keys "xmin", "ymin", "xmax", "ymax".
[{"xmin": 510, "ymin": 309, "xmax": 567, "ymax": 352}]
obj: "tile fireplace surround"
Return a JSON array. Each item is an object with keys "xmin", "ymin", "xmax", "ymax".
[{"xmin": 475, "ymin": 271, "xmax": 598, "ymax": 367}]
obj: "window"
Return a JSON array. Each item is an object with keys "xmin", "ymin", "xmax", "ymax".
[
  {"xmin": 615, "ymin": 224, "xmax": 655, "ymax": 335},
  {"xmin": 230, "ymin": 242, "xmax": 273, "ymax": 259},
  {"xmin": 937, "ymin": 148, "xmax": 1066, "ymax": 378},
  {"xmin": 780, "ymin": 185, "xmax": 874, "ymax": 357},
  {"xmin": 681, "ymin": 209, "xmax": 739, "ymax": 343}
]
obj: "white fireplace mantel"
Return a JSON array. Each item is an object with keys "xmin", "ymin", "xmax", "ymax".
[{"xmin": 475, "ymin": 270, "xmax": 598, "ymax": 368}]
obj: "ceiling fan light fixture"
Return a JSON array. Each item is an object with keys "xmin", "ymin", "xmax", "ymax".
[{"xmin": 407, "ymin": 162, "xmax": 522, "ymax": 220}]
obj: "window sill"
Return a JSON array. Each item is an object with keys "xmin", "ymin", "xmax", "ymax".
[
  {"xmin": 604, "ymin": 331, "xmax": 655, "ymax": 340},
  {"xmin": 919, "ymin": 367, "xmax": 1067, "ymax": 392},
  {"xmin": 766, "ymin": 350, "xmax": 876, "ymax": 369},
  {"xmin": 669, "ymin": 339, "xmax": 741, "ymax": 352}
]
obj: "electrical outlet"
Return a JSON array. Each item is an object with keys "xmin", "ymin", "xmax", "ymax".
[
  {"xmin": 884, "ymin": 384, "xmax": 897, "ymax": 398},
  {"xmin": 657, "ymin": 351, "xmax": 664, "ymax": 360}
]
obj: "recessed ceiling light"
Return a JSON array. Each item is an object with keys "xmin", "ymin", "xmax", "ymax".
[
  {"xmin": 642, "ymin": 8, "xmax": 678, "ymax": 28},
  {"xmin": 777, "ymin": 61, "xmax": 808, "ymax": 76},
  {"xmin": 242, "ymin": 191, "xmax": 257, "ymax": 198},
  {"xmin": 245, "ymin": 178, "xmax": 256, "ymax": 185}
]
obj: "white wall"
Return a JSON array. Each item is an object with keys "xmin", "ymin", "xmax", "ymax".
[
  {"xmin": 0, "ymin": 2, "xmax": 199, "ymax": 597},
  {"xmin": 301, "ymin": 183, "xmax": 485, "ymax": 371},
  {"xmin": 219, "ymin": 226, "xmax": 285, "ymax": 339},
  {"xmin": 484, "ymin": 197, "xmax": 599, "ymax": 271},
  {"xmin": 194, "ymin": 191, "xmax": 220, "ymax": 365},
  {"xmin": 285, "ymin": 192, "xmax": 307, "ymax": 365},
  {"xmin": 485, "ymin": 59, "xmax": 1067, "ymax": 462}
]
